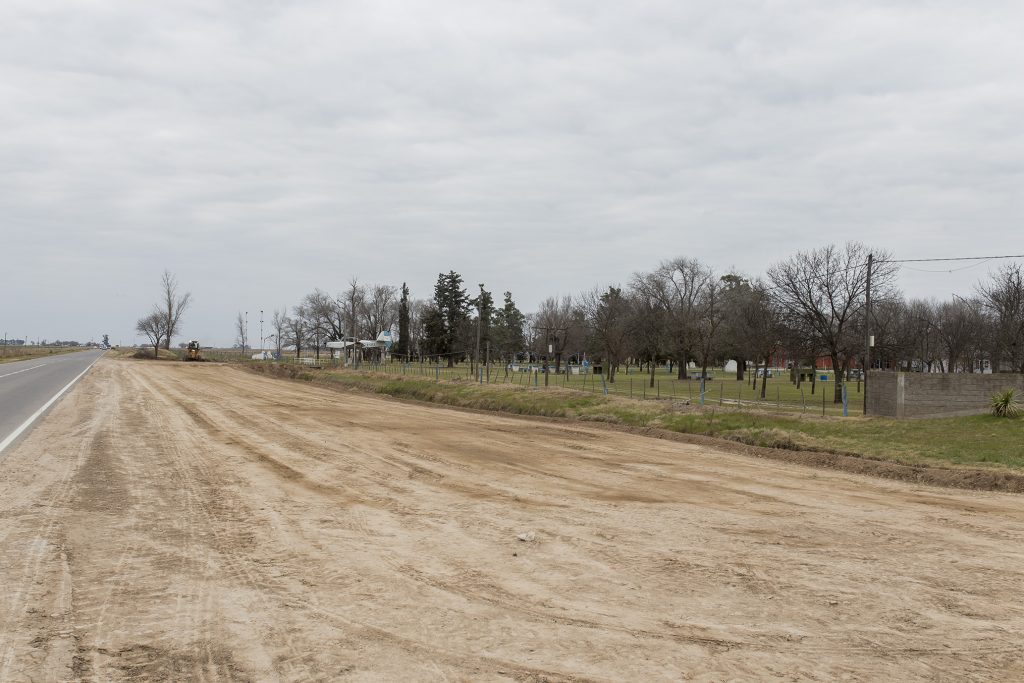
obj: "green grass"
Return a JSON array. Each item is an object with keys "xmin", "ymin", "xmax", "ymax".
[
  {"xmin": 248, "ymin": 362, "xmax": 1024, "ymax": 471},
  {"xmin": 0, "ymin": 346, "xmax": 91, "ymax": 364},
  {"xmin": 270, "ymin": 357, "xmax": 861, "ymax": 416}
]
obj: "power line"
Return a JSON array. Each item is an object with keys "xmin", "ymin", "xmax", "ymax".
[{"xmin": 882, "ymin": 254, "xmax": 1024, "ymax": 264}]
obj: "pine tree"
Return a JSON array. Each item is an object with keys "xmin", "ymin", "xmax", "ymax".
[
  {"xmin": 472, "ymin": 284, "xmax": 494, "ymax": 362},
  {"xmin": 430, "ymin": 271, "xmax": 470, "ymax": 367},
  {"xmin": 396, "ymin": 283, "xmax": 410, "ymax": 359},
  {"xmin": 493, "ymin": 291, "xmax": 526, "ymax": 361}
]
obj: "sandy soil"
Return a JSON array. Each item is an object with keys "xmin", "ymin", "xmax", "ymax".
[{"xmin": 1, "ymin": 359, "xmax": 1023, "ymax": 682}]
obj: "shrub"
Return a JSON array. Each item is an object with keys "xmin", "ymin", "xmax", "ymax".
[{"xmin": 990, "ymin": 389, "xmax": 1022, "ymax": 418}]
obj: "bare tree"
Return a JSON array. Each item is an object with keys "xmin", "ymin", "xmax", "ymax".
[
  {"xmin": 933, "ymin": 298, "xmax": 985, "ymax": 373},
  {"xmin": 159, "ymin": 270, "xmax": 192, "ymax": 350},
  {"xmin": 728, "ymin": 279, "xmax": 782, "ymax": 398},
  {"xmin": 534, "ymin": 295, "xmax": 577, "ymax": 372},
  {"xmin": 365, "ymin": 284, "xmax": 398, "ymax": 337},
  {"xmin": 136, "ymin": 310, "xmax": 166, "ymax": 359},
  {"xmin": 977, "ymin": 264, "xmax": 1024, "ymax": 372},
  {"xmin": 581, "ymin": 286, "xmax": 632, "ymax": 382},
  {"xmin": 234, "ymin": 312, "xmax": 247, "ymax": 351},
  {"xmin": 285, "ymin": 306, "xmax": 308, "ymax": 359},
  {"xmin": 768, "ymin": 243, "xmax": 896, "ymax": 403},
  {"xmin": 271, "ymin": 308, "xmax": 288, "ymax": 357},
  {"xmin": 342, "ymin": 278, "xmax": 367, "ymax": 360},
  {"xmin": 629, "ymin": 271, "xmax": 672, "ymax": 388},
  {"xmin": 655, "ymin": 258, "xmax": 716, "ymax": 378}
]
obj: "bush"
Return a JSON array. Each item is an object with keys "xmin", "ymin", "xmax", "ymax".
[{"xmin": 990, "ymin": 389, "xmax": 1022, "ymax": 418}]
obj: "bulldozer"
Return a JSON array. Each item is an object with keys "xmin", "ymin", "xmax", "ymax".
[{"xmin": 185, "ymin": 340, "xmax": 204, "ymax": 362}]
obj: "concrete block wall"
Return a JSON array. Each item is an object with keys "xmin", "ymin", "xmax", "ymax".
[{"xmin": 867, "ymin": 371, "xmax": 1024, "ymax": 418}]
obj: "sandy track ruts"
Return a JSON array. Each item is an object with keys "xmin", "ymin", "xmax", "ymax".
[{"xmin": 1, "ymin": 359, "xmax": 1023, "ymax": 681}]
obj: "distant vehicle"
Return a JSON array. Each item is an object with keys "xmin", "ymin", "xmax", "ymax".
[
  {"xmin": 251, "ymin": 351, "xmax": 273, "ymax": 360},
  {"xmin": 185, "ymin": 340, "xmax": 204, "ymax": 362}
]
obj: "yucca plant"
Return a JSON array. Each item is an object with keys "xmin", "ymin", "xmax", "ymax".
[{"xmin": 990, "ymin": 389, "xmax": 1022, "ymax": 418}]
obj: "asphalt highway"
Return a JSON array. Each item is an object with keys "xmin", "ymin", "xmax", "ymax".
[{"xmin": 0, "ymin": 349, "xmax": 106, "ymax": 456}]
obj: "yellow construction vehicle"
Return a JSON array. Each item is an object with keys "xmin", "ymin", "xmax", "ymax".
[{"xmin": 185, "ymin": 340, "xmax": 203, "ymax": 362}]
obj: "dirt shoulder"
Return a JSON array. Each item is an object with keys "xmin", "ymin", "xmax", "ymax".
[
  {"xmin": 245, "ymin": 362, "xmax": 1024, "ymax": 494},
  {"xmin": 2, "ymin": 358, "xmax": 1023, "ymax": 681}
]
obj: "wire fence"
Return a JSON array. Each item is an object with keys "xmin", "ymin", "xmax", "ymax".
[{"xmin": 234, "ymin": 353, "xmax": 862, "ymax": 416}]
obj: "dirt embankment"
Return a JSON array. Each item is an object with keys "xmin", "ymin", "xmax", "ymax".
[
  {"xmin": 2, "ymin": 359, "xmax": 1023, "ymax": 681},
  {"xmin": 248, "ymin": 361, "xmax": 1024, "ymax": 494}
]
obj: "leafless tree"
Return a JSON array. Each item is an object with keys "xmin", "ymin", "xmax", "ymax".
[
  {"xmin": 136, "ymin": 310, "xmax": 166, "ymax": 359},
  {"xmin": 977, "ymin": 264, "xmax": 1024, "ymax": 372},
  {"xmin": 285, "ymin": 306, "xmax": 309, "ymax": 358},
  {"xmin": 271, "ymin": 308, "xmax": 288, "ymax": 357},
  {"xmin": 729, "ymin": 279, "xmax": 782, "ymax": 398},
  {"xmin": 768, "ymin": 243, "xmax": 896, "ymax": 403},
  {"xmin": 159, "ymin": 270, "xmax": 192, "ymax": 350},
  {"xmin": 580, "ymin": 286, "xmax": 632, "ymax": 382},
  {"xmin": 533, "ymin": 295, "xmax": 577, "ymax": 372},
  {"xmin": 655, "ymin": 258, "xmax": 716, "ymax": 378},
  {"xmin": 234, "ymin": 312, "xmax": 247, "ymax": 351},
  {"xmin": 364, "ymin": 284, "xmax": 398, "ymax": 336},
  {"xmin": 629, "ymin": 271, "xmax": 672, "ymax": 388},
  {"xmin": 933, "ymin": 298, "xmax": 985, "ymax": 372}
]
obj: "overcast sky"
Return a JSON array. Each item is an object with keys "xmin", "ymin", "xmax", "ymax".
[{"xmin": 2, "ymin": 1, "xmax": 1022, "ymax": 346}]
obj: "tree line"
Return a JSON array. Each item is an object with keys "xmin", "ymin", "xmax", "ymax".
[{"xmin": 138, "ymin": 244, "xmax": 1024, "ymax": 404}]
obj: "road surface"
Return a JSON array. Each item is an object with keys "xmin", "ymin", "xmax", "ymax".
[
  {"xmin": 0, "ymin": 349, "xmax": 105, "ymax": 456},
  {"xmin": 1, "ymin": 357, "xmax": 1023, "ymax": 681}
]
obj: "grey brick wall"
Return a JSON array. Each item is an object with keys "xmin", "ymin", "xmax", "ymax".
[{"xmin": 867, "ymin": 371, "xmax": 1024, "ymax": 418}]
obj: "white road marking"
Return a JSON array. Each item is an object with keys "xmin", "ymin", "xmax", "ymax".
[
  {"xmin": 0, "ymin": 355, "xmax": 101, "ymax": 455},
  {"xmin": 0, "ymin": 363, "xmax": 47, "ymax": 379}
]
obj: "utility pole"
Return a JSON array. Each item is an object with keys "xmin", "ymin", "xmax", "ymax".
[
  {"xmin": 260, "ymin": 310, "xmax": 264, "ymax": 357},
  {"xmin": 863, "ymin": 253, "xmax": 873, "ymax": 415},
  {"xmin": 245, "ymin": 311, "xmax": 249, "ymax": 352}
]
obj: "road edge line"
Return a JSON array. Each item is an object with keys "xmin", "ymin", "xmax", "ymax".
[{"xmin": 0, "ymin": 354, "xmax": 103, "ymax": 456}]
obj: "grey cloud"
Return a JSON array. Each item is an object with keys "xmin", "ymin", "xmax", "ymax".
[{"xmin": 2, "ymin": 0, "xmax": 1022, "ymax": 345}]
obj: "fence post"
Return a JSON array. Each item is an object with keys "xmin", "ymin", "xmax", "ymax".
[{"xmin": 719, "ymin": 382, "xmax": 723, "ymax": 405}]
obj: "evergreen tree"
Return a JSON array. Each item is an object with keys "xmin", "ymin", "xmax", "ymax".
[
  {"xmin": 472, "ymin": 284, "xmax": 494, "ymax": 364},
  {"xmin": 396, "ymin": 282, "xmax": 411, "ymax": 359},
  {"xmin": 493, "ymin": 291, "xmax": 526, "ymax": 360},
  {"xmin": 430, "ymin": 271, "xmax": 470, "ymax": 367}
]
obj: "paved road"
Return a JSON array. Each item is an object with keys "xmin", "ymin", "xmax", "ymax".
[{"xmin": 0, "ymin": 349, "xmax": 106, "ymax": 456}]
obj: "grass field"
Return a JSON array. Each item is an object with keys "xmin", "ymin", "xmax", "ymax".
[
  {"xmin": 0, "ymin": 346, "xmax": 91, "ymax": 364},
  {"xmin": 245, "ymin": 362, "xmax": 1024, "ymax": 471},
  {"xmin": 261, "ymin": 357, "xmax": 861, "ymax": 416}
]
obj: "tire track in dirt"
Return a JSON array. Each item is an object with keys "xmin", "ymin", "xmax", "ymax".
[{"xmin": 4, "ymin": 359, "xmax": 1024, "ymax": 681}]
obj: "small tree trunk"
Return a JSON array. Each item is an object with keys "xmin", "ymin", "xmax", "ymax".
[
  {"xmin": 736, "ymin": 358, "xmax": 745, "ymax": 381},
  {"xmin": 760, "ymin": 354, "xmax": 770, "ymax": 398},
  {"xmin": 649, "ymin": 355, "xmax": 656, "ymax": 388}
]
